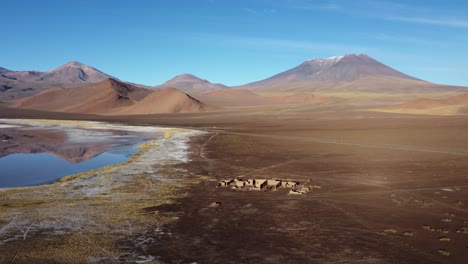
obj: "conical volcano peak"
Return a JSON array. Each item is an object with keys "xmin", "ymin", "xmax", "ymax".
[{"xmin": 239, "ymin": 53, "xmax": 423, "ymax": 91}]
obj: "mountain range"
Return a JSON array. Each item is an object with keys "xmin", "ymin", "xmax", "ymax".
[
  {"xmin": 2, "ymin": 54, "xmax": 468, "ymax": 114},
  {"xmin": 0, "ymin": 61, "xmax": 113, "ymax": 101}
]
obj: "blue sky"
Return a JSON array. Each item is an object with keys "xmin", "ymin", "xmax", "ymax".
[{"xmin": 2, "ymin": 0, "xmax": 468, "ymax": 86}]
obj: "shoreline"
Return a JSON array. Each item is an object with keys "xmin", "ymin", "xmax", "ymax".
[
  {"xmin": 0, "ymin": 118, "xmax": 196, "ymax": 190},
  {"xmin": 0, "ymin": 119, "xmax": 207, "ymax": 263}
]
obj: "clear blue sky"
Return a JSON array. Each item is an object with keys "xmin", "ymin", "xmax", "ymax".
[{"xmin": 2, "ymin": 0, "xmax": 468, "ymax": 86}]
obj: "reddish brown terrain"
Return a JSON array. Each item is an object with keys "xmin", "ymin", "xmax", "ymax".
[
  {"xmin": 115, "ymin": 109, "xmax": 468, "ymax": 264},
  {"xmin": 12, "ymin": 79, "xmax": 208, "ymax": 115},
  {"xmin": 112, "ymin": 87, "xmax": 210, "ymax": 115},
  {"xmin": 13, "ymin": 78, "xmax": 151, "ymax": 114}
]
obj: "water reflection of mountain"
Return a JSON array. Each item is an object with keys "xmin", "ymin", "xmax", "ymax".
[{"xmin": 0, "ymin": 129, "xmax": 110, "ymax": 163}]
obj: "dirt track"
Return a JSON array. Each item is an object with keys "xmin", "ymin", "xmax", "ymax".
[{"xmin": 219, "ymin": 131, "xmax": 468, "ymax": 156}]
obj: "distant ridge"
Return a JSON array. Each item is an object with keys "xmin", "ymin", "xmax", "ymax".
[
  {"xmin": 3, "ymin": 55, "xmax": 467, "ymax": 104},
  {"xmin": 383, "ymin": 92, "xmax": 468, "ymax": 113},
  {"xmin": 198, "ymin": 89, "xmax": 328, "ymax": 107}
]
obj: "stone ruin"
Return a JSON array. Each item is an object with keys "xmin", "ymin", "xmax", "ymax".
[{"xmin": 217, "ymin": 178, "xmax": 321, "ymax": 195}]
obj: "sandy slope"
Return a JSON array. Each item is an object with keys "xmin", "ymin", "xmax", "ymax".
[
  {"xmin": 110, "ymin": 87, "xmax": 210, "ymax": 115},
  {"xmin": 12, "ymin": 79, "xmax": 209, "ymax": 115},
  {"xmin": 13, "ymin": 78, "xmax": 151, "ymax": 114}
]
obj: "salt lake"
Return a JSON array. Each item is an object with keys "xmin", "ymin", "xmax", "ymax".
[{"xmin": 0, "ymin": 119, "xmax": 163, "ymax": 188}]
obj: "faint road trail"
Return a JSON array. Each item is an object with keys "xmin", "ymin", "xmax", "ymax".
[
  {"xmin": 199, "ymin": 132, "xmax": 218, "ymax": 161},
  {"xmin": 216, "ymin": 131, "xmax": 468, "ymax": 156},
  {"xmin": 199, "ymin": 132, "xmax": 219, "ymax": 177}
]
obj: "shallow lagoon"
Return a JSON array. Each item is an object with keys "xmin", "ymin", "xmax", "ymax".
[{"xmin": 0, "ymin": 119, "xmax": 162, "ymax": 188}]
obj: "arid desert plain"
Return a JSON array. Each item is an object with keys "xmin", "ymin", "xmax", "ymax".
[{"xmin": 2, "ymin": 69, "xmax": 468, "ymax": 264}]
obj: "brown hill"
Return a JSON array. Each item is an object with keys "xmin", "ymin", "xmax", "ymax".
[
  {"xmin": 13, "ymin": 78, "xmax": 152, "ymax": 114},
  {"xmin": 198, "ymin": 89, "xmax": 328, "ymax": 107},
  {"xmin": 112, "ymin": 87, "xmax": 209, "ymax": 115},
  {"xmin": 13, "ymin": 79, "xmax": 209, "ymax": 115}
]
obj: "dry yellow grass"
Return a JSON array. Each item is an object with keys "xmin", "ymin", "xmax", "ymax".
[
  {"xmin": 384, "ymin": 228, "xmax": 398, "ymax": 234},
  {"xmin": 403, "ymin": 232, "xmax": 414, "ymax": 237},
  {"xmin": 372, "ymin": 107, "xmax": 459, "ymax": 116},
  {"xmin": 422, "ymin": 225, "xmax": 436, "ymax": 232}
]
